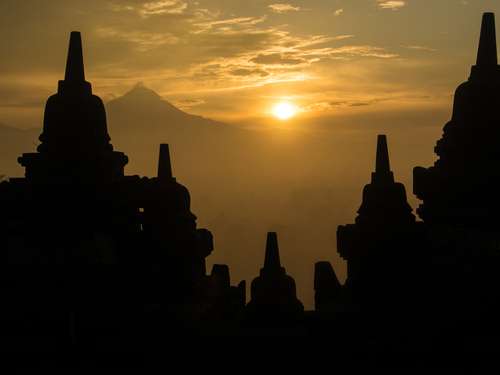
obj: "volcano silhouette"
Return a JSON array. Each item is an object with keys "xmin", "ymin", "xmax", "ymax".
[{"xmin": 107, "ymin": 83, "xmax": 232, "ymax": 134}]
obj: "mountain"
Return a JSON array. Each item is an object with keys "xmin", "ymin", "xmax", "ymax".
[
  {"xmin": 106, "ymin": 84, "xmax": 265, "ymax": 180},
  {"xmin": 107, "ymin": 84, "xmax": 236, "ymax": 139}
]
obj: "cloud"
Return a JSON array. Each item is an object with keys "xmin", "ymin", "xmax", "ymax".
[
  {"xmin": 334, "ymin": 9, "xmax": 344, "ymax": 17},
  {"xmin": 174, "ymin": 97, "xmax": 206, "ymax": 109},
  {"xmin": 193, "ymin": 16, "xmax": 267, "ymax": 33},
  {"xmin": 180, "ymin": 27, "xmax": 396, "ymax": 96},
  {"xmin": 230, "ymin": 68, "xmax": 270, "ymax": 77},
  {"xmin": 268, "ymin": 3, "xmax": 301, "ymax": 14},
  {"xmin": 377, "ymin": 1, "xmax": 406, "ymax": 10},
  {"xmin": 331, "ymin": 35, "xmax": 354, "ymax": 41},
  {"xmin": 251, "ymin": 53, "xmax": 305, "ymax": 65},
  {"xmin": 141, "ymin": 0, "xmax": 188, "ymax": 16},
  {"xmin": 403, "ymin": 45, "xmax": 437, "ymax": 52},
  {"xmin": 111, "ymin": 0, "xmax": 188, "ymax": 17},
  {"xmin": 97, "ymin": 15, "xmax": 393, "ymax": 93},
  {"xmin": 96, "ymin": 27, "xmax": 179, "ymax": 51},
  {"xmin": 328, "ymin": 45, "xmax": 398, "ymax": 59},
  {"xmin": 305, "ymin": 94, "xmax": 433, "ymax": 112}
]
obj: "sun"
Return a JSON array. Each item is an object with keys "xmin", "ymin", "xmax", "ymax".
[{"xmin": 272, "ymin": 102, "xmax": 297, "ymax": 120}]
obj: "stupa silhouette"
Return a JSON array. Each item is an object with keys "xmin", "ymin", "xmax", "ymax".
[
  {"xmin": 0, "ymin": 32, "xmax": 244, "ymax": 349},
  {"xmin": 247, "ymin": 232, "xmax": 304, "ymax": 316}
]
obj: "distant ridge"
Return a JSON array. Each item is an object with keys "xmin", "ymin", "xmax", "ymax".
[
  {"xmin": 109, "ymin": 84, "xmax": 182, "ymax": 114},
  {"xmin": 107, "ymin": 83, "xmax": 231, "ymax": 132},
  {"xmin": 105, "ymin": 83, "xmax": 254, "ymax": 178}
]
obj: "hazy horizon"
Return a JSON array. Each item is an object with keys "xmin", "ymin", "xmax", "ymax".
[{"xmin": 0, "ymin": 82, "xmax": 444, "ymax": 308}]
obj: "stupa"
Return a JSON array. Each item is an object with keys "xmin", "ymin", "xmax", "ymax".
[
  {"xmin": 18, "ymin": 32, "xmax": 128, "ymax": 182},
  {"xmin": 414, "ymin": 13, "xmax": 500, "ymax": 227},
  {"xmin": 337, "ymin": 135, "xmax": 423, "ymax": 307},
  {"xmin": 0, "ymin": 31, "xmax": 244, "ymax": 347},
  {"xmin": 246, "ymin": 232, "xmax": 304, "ymax": 317}
]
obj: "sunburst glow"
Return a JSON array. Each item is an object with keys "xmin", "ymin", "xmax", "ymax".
[{"xmin": 272, "ymin": 102, "xmax": 297, "ymax": 120}]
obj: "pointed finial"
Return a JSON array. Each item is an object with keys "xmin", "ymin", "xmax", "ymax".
[
  {"xmin": 372, "ymin": 134, "xmax": 394, "ymax": 184},
  {"xmin": 264, "ymin": 232, "xmax": 281, "ymax": 269},
  {"xmin": 376, "ymin": 135, "xmax": 391, "ymax": 173},
  {"xmin": 314, "ymin": 261, "xmax": 341, "ymax": 291},
  {"xmin": 64, "ymin": 32, "xmax": 86, "ymax": 82},
  {"xmin": 314, "ymin": 261, "xmax": 341, "ymax": 311},
  {"xmin": 211, "ymin": 264, "xmax": 231, "ymax": 288},
  {"xmin": 157, "ymin": 144, "xmax": 173, "ymax": 180},
  {"xmin": 476, "ymin": 13, "xmax": 498, "ymax": 67}
]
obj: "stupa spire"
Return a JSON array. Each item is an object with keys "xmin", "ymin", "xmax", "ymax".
[
  {"xmin": 157, "ymin": 144, "xmax": 173, "ymax": 180},
  {"xmin": 264, "ymin": 232, "xmax": 281, "ymax": 270},
  {"xmin": 314, "ymin": 262, "xmax": 341, "ymax": 291},
  {"xmin": 372, "ymin": 134, "xmax": 394, "ymax": 184},
  {"xmin": 376, "ymin": 135, "xmax": 390, "ymax": 173},
  {"xmin": 314, "ymin": 261, "xmax": 342, "ymax": 311},
  {"xmin": 18, "ymin": 31, "xmax": 129, "ymax": 181},
  {"xmin": 476, "ymin": 13, "xmax": 498, "ymax": 67},
  {"xmin": 64, "ymin": 32, "xmax": 86, "ymax": 82},
  {"xmin": 248, "ymin": 232, "xmax": 304, "ymax": 315}
]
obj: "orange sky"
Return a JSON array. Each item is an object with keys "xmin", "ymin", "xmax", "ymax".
[{"xmin": 1, "ymin": 0, "xmax": 499, "ymax": 128}]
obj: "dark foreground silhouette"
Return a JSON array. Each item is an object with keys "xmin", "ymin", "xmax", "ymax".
[{"xmin": 1, "ymin": 11, "xmax": 500, "ymax": 361}]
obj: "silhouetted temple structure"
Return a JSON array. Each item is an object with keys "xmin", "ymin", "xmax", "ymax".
[
  {"xmin": 1, "ymin": 12, "xmax": 500, "ymax": 356},
  {"xmin": 0, "ymin": 32, "xmax": 245, "ymax": 351},
  {"xmin": 414, "ymin": 12, "xmax": 500, "ymax": 227},
  {"xmin": 412, "ymin": 11, "xmax": 500, "ymax": 329},
  {"xmin": 335, "ymin": 135, "xmax": 425, "ymax": 313},
  {"xmin": 245, "ymin": 232, "xmax": 304, "ymax": 331}
]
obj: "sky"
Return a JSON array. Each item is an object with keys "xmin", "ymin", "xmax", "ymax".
[{"xmin": 1, "ymin": 0, "xmax": 500, "ymax": 128}]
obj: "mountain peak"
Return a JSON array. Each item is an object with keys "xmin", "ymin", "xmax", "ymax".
[
  {"xmin": 106, "ymin": 83, "xmax": 234, "ymax": 135},
  {"xmin": 124, "ymin": 82, "xmax": 164, "ymax": 101},
  {"xmin": 108, "ymin": 83, "xmax": 186, "ymax": 117}
]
